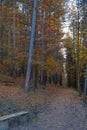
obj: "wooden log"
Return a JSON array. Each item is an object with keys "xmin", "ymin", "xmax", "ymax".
[{"xmin": 0, "ymin": 111, "xmax": 28, "ymax": 130}]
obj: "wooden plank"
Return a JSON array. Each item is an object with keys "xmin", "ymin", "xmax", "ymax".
[{"xmin": 0, "ymin": 111, "xmax": 28, "ymax": 121}]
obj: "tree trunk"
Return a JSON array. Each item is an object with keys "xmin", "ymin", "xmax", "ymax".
[
  {"xmin": 76, "ymin": 2, "xmax": 81, "ymax": 96},
  {"xmin": 25, "ymin": 0, "xmax": 38, "ymax": 92},
  {"xmin": 32, "ymin": 65, "xmax": 38, "ymax": 91},
  {"xmin": 83, "ymin": 61, "xmax": 87, "ymax": 103}
]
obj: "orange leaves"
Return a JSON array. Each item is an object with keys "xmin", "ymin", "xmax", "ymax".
[
  {"xmin": 31, "ymin": 60, "xmax": 46, "ymax": 66},
  {"xmin": 36, "ymin": 36, "xmax": 49, "ymax": 41},
  {"xmin": 0, "ymin": 64, "xmax": 5, "ymax": 72},
  {"xmin": 34, "ymin": 49, "xmax": 47, "ymax": 55},
  {"xmin": 44, "ymin": 56, "xmax": 62, "ymax": 76}
]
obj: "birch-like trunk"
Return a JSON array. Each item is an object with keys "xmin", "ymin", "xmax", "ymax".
[{"xmin": 25, "ymin": 0, "xmax": 38, "ymax": 92}]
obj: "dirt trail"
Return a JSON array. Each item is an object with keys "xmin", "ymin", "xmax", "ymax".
[{"xmin": 12, "ymin": 88, "xmax": 87, "ymax": 130}]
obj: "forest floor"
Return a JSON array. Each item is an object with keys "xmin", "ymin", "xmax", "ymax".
[
  {"xmin": 0, "ymin": 82, "xmax": 45, "ymax": 116},
  {"xmin": 9, "ymin": 85, "xmax": 87, "ymax": 130},
  {"xmin": 0, "ymin": 82, "xmax": 87, "ymax": 130}
]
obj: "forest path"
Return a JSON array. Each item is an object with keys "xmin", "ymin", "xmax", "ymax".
[{"xmin": 12, "ymin": 87, "xmax": 87, "ymax": 130}]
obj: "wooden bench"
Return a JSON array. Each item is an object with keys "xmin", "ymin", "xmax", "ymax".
[{"xmin": 0, "ymin": 111, "xmax": 28, "ymax": 130}]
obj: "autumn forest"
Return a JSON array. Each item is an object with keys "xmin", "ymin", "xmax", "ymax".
[{"xmin": 0, "ymin": 0, "xmax": 87, "ymax": 130}]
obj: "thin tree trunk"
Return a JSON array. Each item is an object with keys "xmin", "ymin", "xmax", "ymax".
[
  {"xmin": 76, "ymin": 2, "xmax": 81, "ymax": 96},
  {"xmin": 32, "ymin": 65, "xmax": 38, "ymax": 91},
  {"xmin": 25, "ymin": 0, "xmax": 38, "ymax": 92},
  {"xmin": 13, "ymin": 1, "xmax": 16, "ymax": 46},
  {"xmin": 40, "ymin": 10, "xmax": 46, "ymax": 86},
  {"xmin": 83, "ymin": 61, "xmax": 87, "ymax": 103},
  {"xmin": 41, "ymin": 42, "xmax": 46, "ymax": 85}
]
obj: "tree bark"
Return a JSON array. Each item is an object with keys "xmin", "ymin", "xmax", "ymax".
[
  {"xmin": 32, "ymin": 65, "xmax": 38, "ymax": 91},
  {"xmin": 83, "ymin": 61, "xmax": 87, "ymax": 103},
  {"xmin": 25, "ymin": 0, "xmax": 38, "ymax": 92}
]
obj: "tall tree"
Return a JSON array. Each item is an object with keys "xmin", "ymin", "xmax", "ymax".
[{"xmin": 25, "ymin": 0, "xmax": 38, "ymax": 92}]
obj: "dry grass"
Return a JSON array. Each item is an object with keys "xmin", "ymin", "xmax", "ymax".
[
  {"xmin": 0, "ymin": 78, "xmax": 72, "ymax": 117},
  {"xmin": 0, "ymin": 83, "xmax": 45, "ymax": 116}
]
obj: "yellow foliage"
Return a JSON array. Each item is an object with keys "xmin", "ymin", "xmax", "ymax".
[{"xmin": 44, "ymin": 56, "xmax": 62, "ymax": 76}]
